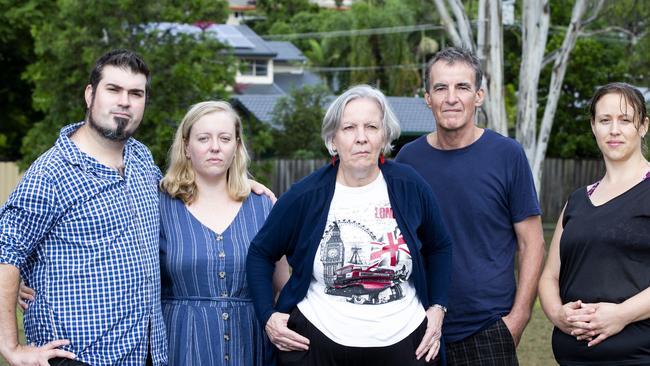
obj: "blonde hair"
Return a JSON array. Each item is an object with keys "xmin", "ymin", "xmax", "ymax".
[{"xmin": 160, "ymin": 101, "xmax": 251, "ymax": 203}]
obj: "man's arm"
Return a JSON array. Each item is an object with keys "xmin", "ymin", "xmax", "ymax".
[
  {"xmin": 502, "ymin": 215, "xmax": 545, "ymax": 346},
  {"xmin": 0, "ymin": 171, "xmax": 76, "ymax": 365},
  {"xmin": 0, "ymin": 264, "xmax": 76, "ymax": 365},
  {"xmin": 0, "ymin": 264, "xmax": 21, "ymax": 357}
]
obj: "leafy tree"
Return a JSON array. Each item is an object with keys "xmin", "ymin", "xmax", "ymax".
[
  {"xmin": 346, "ymin": 1, "xmax": 420, "ymax": 95},
  {"xmin": 243, "ymin": 108, "xmax": 275, "ymax": 186},
  {"xmin": 264, "ymin": 0, "xmax": 423, "ymax": 96},
  {"xmin": 0, "ymin": 0, "xmax": 51, "ymax": 160},
  {"xmin": 252, "ymin": 0, "xmax": 318, "ymax": 35},
  {"xmin": 271, "ymin": 84, "xmax": 331, "ymax": 159},
  {"xmin": 19, "ymin": 0, "xmax": 234, "ymax": 169},
  {"xmin": 543, "ymin": 37, "xmax": 627, "ymax": 158}
]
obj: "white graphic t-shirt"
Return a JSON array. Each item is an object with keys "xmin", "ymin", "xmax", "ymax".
[{"xmin": 297, "ymin": 172, "xmax": 426, "ymax": 347}]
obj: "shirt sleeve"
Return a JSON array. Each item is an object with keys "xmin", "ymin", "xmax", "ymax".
[
  {"xmin": 0, "ymin": 172, "xmax": 61, "ymax": 269},
  {"xmin": 417, "ymin": 182, "xmax": 453, "ymax": 307},
  {"xmin": 246, "ymin": 192, "xmax": 299, "ymax": 325},
  {"xmin": 508, "ymin": 146, "xmax": 542, "ymax": 223}
]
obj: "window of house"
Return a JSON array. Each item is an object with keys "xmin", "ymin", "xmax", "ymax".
[{"xmin": 241, "ymin": 59, "xmax": 268, "ymax": 77}]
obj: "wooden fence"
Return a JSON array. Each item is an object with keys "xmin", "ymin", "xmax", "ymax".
[
  {"xmin": 539, "ymin": 158, "xmax": 605, "ymax": 223},
  {"xmin": 266, "ymin": 159, "xmax": 328, "ymax": 195},
  {"xmin": 264, "ymin": 158, "xmax": 606, "ymax": 224},
  {"xmin": 0, "ymin": 162, "xmax": 22, "ymax": 205},
  {"xmin": 1, "ymin": 158, "xmax": 604, "ymax": 223}
]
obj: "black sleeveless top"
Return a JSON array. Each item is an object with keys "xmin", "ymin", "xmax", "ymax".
[{"xmin": 552, "ymin": 179, "xmax": 650, "ymax": 365}]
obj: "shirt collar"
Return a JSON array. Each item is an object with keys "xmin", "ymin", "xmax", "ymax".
[{"xmin": 55, "ymin": 121, "xmax": 136, "ymax": 174}]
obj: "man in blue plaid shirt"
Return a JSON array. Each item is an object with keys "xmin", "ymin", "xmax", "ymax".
[{"xmin": 0, "ymin": 49, "xmax": 167, "ymax": 366}]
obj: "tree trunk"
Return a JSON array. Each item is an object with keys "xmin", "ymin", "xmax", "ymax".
[
  {"xmin": 432, "ymin": 0, "xmax": 463, "ymax": 47},
  {"xmin": 476, "ymin": 0, "xmax": 487, "ymax": 61},
  {"xmin": 485, "ymin": 0, "xmax": 508, "ymax": 136},
  {"xmin": 532, "ymin": 0, "xmax": 589, "ymax": 193},
  {"xmin": 516, "ymin": 0, "xmax": 550, "ymax": 164},
  {"xmin": 448, "ymin": 0, "xmax": 474, "ymax": 50}
]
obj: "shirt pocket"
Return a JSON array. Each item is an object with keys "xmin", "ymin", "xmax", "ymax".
[{"xmin": 55, "ymin": 189, "xmax": 130, "ymax": 247}]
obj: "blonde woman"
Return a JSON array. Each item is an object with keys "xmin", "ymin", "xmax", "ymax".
[{"xmin": 159, "ymin": 101, "xmax": 289, "ymax": 365}]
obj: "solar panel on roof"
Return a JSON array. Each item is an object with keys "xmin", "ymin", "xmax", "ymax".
[{"xmin": 208, "ymin": 25, "xmax": 255, "ymax": 49}]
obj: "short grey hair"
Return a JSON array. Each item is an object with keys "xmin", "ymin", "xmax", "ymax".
[
  {"xmin": 321, "ymin": 84, "xmax": 401, "ymax": 156},
  {"xmin": 424, "ymin": 47, "xmax": 482, "ymax": 92}
]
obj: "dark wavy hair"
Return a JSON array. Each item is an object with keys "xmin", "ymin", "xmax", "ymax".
[{"xmin": 88, "ymin": 49, "xmax": 150, "ymax": 100}]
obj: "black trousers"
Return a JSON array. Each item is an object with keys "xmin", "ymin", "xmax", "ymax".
[
  {"xmin": 49, "ymin": 359, "xmax": 89, "ymax": 366},
  {"xmin": 279, "ymin": 307, "xmax": 439, "ymax": 366},
  {"xmin": 445, "ymin": 318, "xmax": 518, "ymax": 366},
  {"xmin": 49, "ymin": 347, "xmax": 153, "ymax": 366}
]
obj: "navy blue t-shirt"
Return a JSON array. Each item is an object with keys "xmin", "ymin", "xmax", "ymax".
[{"xmin": 396, "ymin": 129, "xmax": 540, "ymax": 342}]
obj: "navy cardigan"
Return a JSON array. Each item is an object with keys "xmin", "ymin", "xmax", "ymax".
[{"xmin": 247, "ymin": 160, "xmax": 453, "ymax": 326}]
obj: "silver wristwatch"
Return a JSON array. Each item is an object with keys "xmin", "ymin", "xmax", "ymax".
[{"xmin": 430, "ymin": 304, "xmax": 447, "ymax": 313}]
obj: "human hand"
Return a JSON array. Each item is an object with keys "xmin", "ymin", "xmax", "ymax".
[
  {"xmin": 17, "ymin": 281, "xmax": 35, "ymax": 312},
  {"xmin": 415, "ymin": 306, "xmax": 444, "ymax": 362},
  {"xmin": 568, "ymin": 302, "xmax": 628, "ymax": 347},
  {"xmin": 502, "ymin": 309, "xmax": 532, "ymax": 347},
  {"xmin": 550, "ymin": 300, "xmax": 593, "ymax": 337},
  {"xmin": 249, "ymin": 179, "xmax": 277, "ymax": 203},
  {"xmin": 4, "ymin": 340, "xmax": 76, "ymax": 366},
  {"xmin": 265, "ymin": 312, "xmax": 309, "ymax": 352}
]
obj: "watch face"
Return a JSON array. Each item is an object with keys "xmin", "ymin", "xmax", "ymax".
[{"xmin": 327, "ymin": 248, "xmax": 339, "ymax": 258}]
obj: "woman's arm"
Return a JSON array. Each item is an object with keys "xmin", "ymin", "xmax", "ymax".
[
  {"xmin": 568, "ymin": 286, "xmax": 650, "ymax": 347},
  {"xmin": 272, "ymin": 256, "xmax": 290, "ymax": 301},
  {"xmin": 413, "ymin": 183, "xmax": 452, "ymax": 362},
  {"xmin": 538, "ymin": 206, "xmax": 593, "ymax": 336},
  {"xmin": 418, "ymin": 185, "xmax": 453, "ymax": 308}
]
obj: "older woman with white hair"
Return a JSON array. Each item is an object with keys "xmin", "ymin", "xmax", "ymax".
[{"xmin": 247, "ymin": 85, "xmax": 453, "ymax": 365}]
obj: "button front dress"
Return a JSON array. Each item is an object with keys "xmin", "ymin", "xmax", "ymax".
[{"xmin": 159, "ymin": 192, "xmax": 274, "ymax": 365}]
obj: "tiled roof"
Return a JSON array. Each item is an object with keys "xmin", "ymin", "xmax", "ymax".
[
  {"xmin": 265, "ymin": 41, "xmax": 307, "ymax": 62},
  {"xmin": 232, "ymin": 94, "xmax": 284, "ymax": 128},
  {"xmin": 232, "ymin": 94, "xmax": 435, "ymax": 134},
  {"xmin": 232, "ymin": 25, "xmax": 276, "ymax": 57},
  {"xmin": 385, "ymin": 97, "xmax": 435, "ymax": 135}
]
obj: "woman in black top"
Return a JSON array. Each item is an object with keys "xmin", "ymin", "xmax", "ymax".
[{"xmin": 538, "ymin": 82, "xmax": 650, "ymax": 365}]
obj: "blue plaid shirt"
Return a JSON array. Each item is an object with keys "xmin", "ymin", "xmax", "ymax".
[{"xmin": 0, "ymin": 122, "xmax": 167, "ymax": 365}]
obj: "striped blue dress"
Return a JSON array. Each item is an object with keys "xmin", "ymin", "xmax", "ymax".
[{"xmin": 159, "ymin": 192, "xmax": 274, "ymax": 365}]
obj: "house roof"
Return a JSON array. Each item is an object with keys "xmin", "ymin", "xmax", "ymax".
[
  {"xmin": 232, "ymin": 95, "xmax": 284, "ymax": 128},
  {"xmin": 232, "ymin": 25, "xmax": 277, "ymax": 57},
  {"xmin": 145, "ymin": 23, "xmax": 277, "ymax": 58},
  {"xmin": 232, "ymin": 94, "xmax": 435, "ymax": 135},
  {"xmin": 228, "ymin": 0, "xmax": 255, "ymax": 9},
  {"xmin": 237, "ymin": 71, "xmax": 323, "ymax": 96},
  {"xmin": 385, "ymin": 97, "xmax": 436, "ymax": 135},
  {"xmin": 265, "ymin": 41, "xmax": 307, "ymax": 62}
]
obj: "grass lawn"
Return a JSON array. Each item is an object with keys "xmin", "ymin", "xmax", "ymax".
[
  {"xmin": 0, "ymin": 309, "xmax": 24, "ymax": 366},
  {"xmin": 516, "ymin": 224, "xmax": 557, "ymax": 365},
  {"xmin": 518, "ymin": 300, "xmax": 556, "ymax": 365}
]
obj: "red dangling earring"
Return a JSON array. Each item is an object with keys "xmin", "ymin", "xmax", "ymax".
[
  {"xmin": 379, "ymin": 154, "xmax": 385, "ymax": 165},
  {"xmin": 331, "ymin": 155, "xmax": 338, "ymax": 166}
]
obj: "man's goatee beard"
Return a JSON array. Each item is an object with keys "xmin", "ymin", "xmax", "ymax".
[{"xmin": 87, "ymin": 112, "xmax": 132, "ymax": 142}]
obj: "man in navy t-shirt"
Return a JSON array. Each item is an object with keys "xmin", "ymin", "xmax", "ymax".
[{"xmin": 396, "ymin": 47, "xmax": 545, "ymax": 365}]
